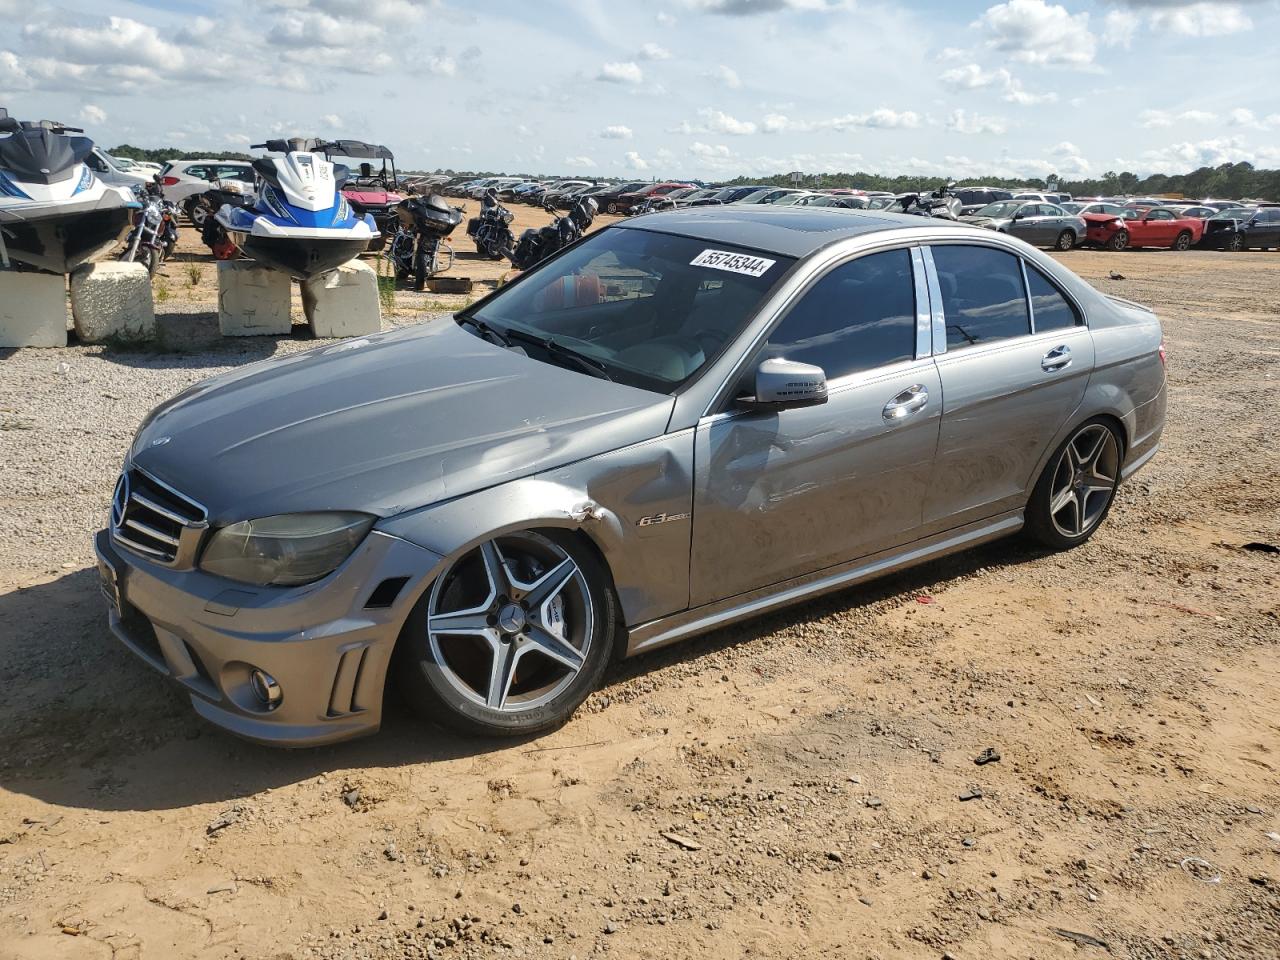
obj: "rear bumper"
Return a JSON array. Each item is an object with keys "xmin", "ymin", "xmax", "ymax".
[{"xmin": 94, "ymin": 528, "xmax": 443, "ymax": 746}]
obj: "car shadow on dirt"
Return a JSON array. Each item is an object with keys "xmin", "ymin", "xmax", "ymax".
[{"xmin": 0, "ymin": 537, "xmax": 1047, "ymax": 814}]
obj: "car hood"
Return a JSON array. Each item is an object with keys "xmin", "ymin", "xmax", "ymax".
[
  {"xmin": 959, "ymin": 216, "xmax": 1007, "ymax": 227},
  {"xmin": 130, "ymin": 321, "xmax": 673, "ymax": 524}
]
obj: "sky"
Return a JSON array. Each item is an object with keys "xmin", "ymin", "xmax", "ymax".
[{"xmin": 2, "ymin": 0, "xmax": 1278, "ymax": 181}]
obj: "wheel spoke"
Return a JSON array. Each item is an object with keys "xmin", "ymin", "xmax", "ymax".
[
  {"xmin": 522, "ymin": 623, "xmax": 586, "ymax": 673},
  {"xmin": 522, "ymin": 558, "xmax": 577, "ymax": 614},
  {"xmin": 485, "ymin": 639, "xmax": 521, "ymax": 710},
  {"xmin": 1050, "ymin": 483, "xmax": 1076, "ymax": 515},
  {"xmin": 478, "ymin": 540, "xmax": 511, "ymax": 602},
  {"xmin": 1068, "ymin": 492, "xmax": 1085, "ymax": 535},
  {"xmin": 1076, "ymin": 429, "xmax": 1106, "ymax": 469},
  {"xmin": 427, "ymin": 610, "xmax": 492, "ymax": 636}
]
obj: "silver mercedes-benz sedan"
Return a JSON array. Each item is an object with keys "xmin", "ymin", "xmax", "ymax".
[{"xmin": 95, "ymin": 207, "xmax": 1166, "ymax": 745}]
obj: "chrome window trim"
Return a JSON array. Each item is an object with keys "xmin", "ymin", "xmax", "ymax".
[
  {"xmin": 909, "ymin": 246, "xmax": 932, "ymax": 360},
  {"xmin": 1020, "ymin": 257, "xmax": 1036, "ymax": 334},
  {"xmin": 920, "ymin": 245, "xmax": 946, "ymax": 357},
  {"xmin": 1020, "ymin": 256, "xmax": 1085, "ymax": 333}
]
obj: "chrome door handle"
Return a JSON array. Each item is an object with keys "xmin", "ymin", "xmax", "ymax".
[
  {"xmin": 1041, "ymin": 345, "xmax": 1072, "ymax": 371},
  {"xmin": 883, "ymin": 384, "xmax": 928, "ymax": 420}
]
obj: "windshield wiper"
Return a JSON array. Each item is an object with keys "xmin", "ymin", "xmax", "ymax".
[
  {"xmin": 499, "ymin": 327, "xmax": 614, "ymax": 381},
  {"xmin": 457, "ymin": 316, "xmax": 511, "ymax": 347}
]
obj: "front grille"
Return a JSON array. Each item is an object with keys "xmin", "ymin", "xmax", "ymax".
[{"xmin": 111, "ymin": 468, "xmax": 207, "ymax": 564}]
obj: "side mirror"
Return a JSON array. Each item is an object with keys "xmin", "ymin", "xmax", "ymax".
[{"xmin": 738, "ymin": 358, "xmax": 828, "ymax": 412}]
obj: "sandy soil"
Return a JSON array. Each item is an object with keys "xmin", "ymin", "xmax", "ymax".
[{"xmin": 0, "ymin": 231, "xmax": 1277, "ymax": 960}]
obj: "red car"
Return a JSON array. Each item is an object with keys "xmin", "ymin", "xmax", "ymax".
[
  {"xmin": 613, "ymin": 181, "xmax": 695, "ymax": 214},
  {"xmin": 1085, "ymin": 206, "xmax": 1204, "ymax": 251}
]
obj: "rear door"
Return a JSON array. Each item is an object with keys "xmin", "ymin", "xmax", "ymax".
[{"xmin": 921, "ymin": 243, "xmax": 1095, "ymax": 530}]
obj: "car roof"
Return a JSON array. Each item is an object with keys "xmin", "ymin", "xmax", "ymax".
[
  {"xmin": 177, "ymin": 158, "xmax": 251, "ymax": 166},
  {"xmin": 611, "ymin": 206, "xmax": 963, "ymax": 258}
]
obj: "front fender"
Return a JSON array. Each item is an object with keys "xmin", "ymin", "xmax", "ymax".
[{"xmin": 379, "ymin": 430, "xmax": 696, "ymax": 631}]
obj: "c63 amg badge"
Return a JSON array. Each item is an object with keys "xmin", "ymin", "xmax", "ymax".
[{"xmin": 636, "ymin": 512, "xmax": 691, "ymax": 527}]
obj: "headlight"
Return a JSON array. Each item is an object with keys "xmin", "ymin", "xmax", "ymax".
[{"xmin": 201, "ymin": 512, "xmax": 374, "ymax": 586}]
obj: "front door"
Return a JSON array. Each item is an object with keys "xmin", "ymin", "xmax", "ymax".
[
  {"xmin": 690, "ymin": 247, "xmax": 941, "ymax": 606},
  {"xmin": 922, "ymin": 243, "xmax": 1095, "ymax": 529}
]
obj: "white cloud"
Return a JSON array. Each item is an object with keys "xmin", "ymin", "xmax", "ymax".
[
  {"xmin": 596, "ymin": 61, "xmax": 643, "ymax": 84},
  {"xmin": 1148, "ymin": 3, "xmax": 1252, "ymax": 36},
  {"xmin": 690, "ymin": 141, "xmax": 732, "ymax": 158},
  {"xmin": 676, "ymin": 108, "xmax": 758, "ymax": 135},
  {"xmin": 656, "ymin": 11, "xmax": 677, "ymax": 26},
  {"xmin": 78, "ymin": 103, "xmax": 107, "ymax": 125},
  {"xmin": 685, "ymin": 0, "xmax": 844, "ymax": 14},
  {"xmin": 940, "ymin": 63, "xmax": 1009, "ymax": 89},
  {"xmin": 708, "ymin": 64, "xmax": 741, "ymax": 88},
  {"xmin": 425, "ymin": 54, "xmax": 456, "ymax": 77},
  {"xmin": 936, "ymin": 46, "xmax": 966, "ymax": 62},
  {"xmin": 1002, "ymin": 75, "xmax": 1058, "ymax": 105},
  {"xmin": 22, "ymin": 16, "xmax": 184, "ymax": 67},
  {"xmin": 946, "ymin": 109, "xmax": 1008, "ymax": 135},
  {"xmin": 1117, "ymin": 136, "xmax": 1280, "ymax": 175},
  {"xmin": 975, "ymin": 0, "xmax": 1098, "ymax": 68},
  {"xmin": 1139, "ymin": 107, "xmax": 1216, "ymax": 128},
  {"xmin": 267, "ymin": 11, "xmax": 385, "ymax": 48},
  {"xmin": 762, "ymin": 108, "xmax": 923, "ymax": 133},
  {"xmin": 638, "ymin": 42, "xmax": 672, "ymax": 60},
  {"xmin": 564, "ymin": 155, "xmax": 596, "ymax": 168},
  {"xmin": 1102, "ymin": 10, "xmax": 1140, "ymax": 47},
  {"xmin": 600, "ymin": 124, "xmax": 634, "ymax": 140},
  {"xmin": 624, "ymin": 151, "xmax": 650, "ymax": 170},
  {"xmin": 320, "ymin": 113, "xmax": 343, "ymax": 130}
]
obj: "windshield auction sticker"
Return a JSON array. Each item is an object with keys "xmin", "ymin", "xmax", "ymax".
[{"xmin": 690, "ymin": 249, "xmax": 777, "ymax": 277}]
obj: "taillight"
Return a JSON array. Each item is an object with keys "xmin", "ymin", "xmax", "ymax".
[
  {"xmin": 1159, "ymin": 340, "xmax": 1167, "ymax": 367},
  {"xmin": 161, "ymin": 176, "xmax": 180, "ymax": 186}
]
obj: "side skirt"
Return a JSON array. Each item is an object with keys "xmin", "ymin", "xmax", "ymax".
[{"xmin": 624, "ymin": 511, "xmax": 1024, "ymax": 657}]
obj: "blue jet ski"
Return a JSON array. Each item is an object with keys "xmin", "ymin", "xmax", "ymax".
[{"xmin": 216, "ymin": 137, "xmax": 377, "ymax": 279}]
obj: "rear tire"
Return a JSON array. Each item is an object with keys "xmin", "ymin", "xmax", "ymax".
[
  {"xmin": 1173, "ymin": 230, "xmax": 1192, "ymax": 251},
  {"xmin": 1055, "ymin": 230, "xmax": 1075, "ymax": 251},
  {"xmin": 1024, "ymin": 418, "xmax": 1123, "ymax": 551},
  {"xmin": 1108, "ymin": 230, "xmax": 1129, "ymax": 251},
  {"xmin": 396, "ymin": 530, "xmax": 618, "ymax": 738}
]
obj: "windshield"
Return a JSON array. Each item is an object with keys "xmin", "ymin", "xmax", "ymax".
[
  {"xmin": 462, "ymin": 227, "xmax": 794, "ymax": 394},
  {"xmin": 1212, "ymin": 208, "xmax": 1254, "ymax": 220},
  {"xmin": 975, "ymin": 201, "xmax": 1022, "ymax": 218}
]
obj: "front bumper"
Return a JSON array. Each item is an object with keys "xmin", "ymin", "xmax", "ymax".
[{"xmin": 94, "ymin": 528, "xmax": 442, "ymax": 746}]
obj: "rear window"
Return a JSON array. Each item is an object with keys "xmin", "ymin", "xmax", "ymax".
[{"xmin": 931, "ymin": 245, "xmax": 1031, "ymax": 351}]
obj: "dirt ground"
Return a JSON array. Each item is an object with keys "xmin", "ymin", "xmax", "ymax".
[{"xmin": 0, "ymin": 218, "xmax": 1277, "ymax": 960}]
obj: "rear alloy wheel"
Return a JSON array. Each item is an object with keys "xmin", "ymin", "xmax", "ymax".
[
  {"xmin": 1108, "ymin": 230, "xmax": 1129, "ymax": 251},
  {"xmin": 1173, "ymin": 230, "xmax": 1193, "ymax": 251},
  {"xmin": 1055, "ymin": 230, "xmax": 1076, "ymax": 251},
  {"xmin": 1228, "ymin": 234, "xmax": 1245, "ymax": 252},
  {"xmin": 1025, "ymin": 419, "xmax": 1122, "ymax": 550},
  {"xmin": 188, "ymin": 203, "xmax": 208, "ymax": 228},
  {"xmin": 398, "ymin": 530, "xmax": 617, "ymax": 736}
]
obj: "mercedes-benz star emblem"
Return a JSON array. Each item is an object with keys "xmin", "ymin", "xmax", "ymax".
[{"xmin": 111, "ymin": 474, "xmax": 130, "ymax": 529}]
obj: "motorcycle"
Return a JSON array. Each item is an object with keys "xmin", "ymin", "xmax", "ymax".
[
  {"xmin": 119, "ymin": 180, "xmax": 179, "ymax": 275},
  {"xmin": 467, "ymin": 187, "xmax": 516, "ymax": 260},
  {"xmin": 195, "ymin": 180, "xmax": 256, "ymax": 260},
  {"xmin": 385, "ymin": 193, "xmax": 464, "ymax": 291},
  {"xmin": 510, "ymin": 196, "xmax": 598, "ymax": 271}
]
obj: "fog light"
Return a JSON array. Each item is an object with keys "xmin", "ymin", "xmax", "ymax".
[{"xmin": 250, "ymin": 669, "xmax": 283, "ymax": 710}]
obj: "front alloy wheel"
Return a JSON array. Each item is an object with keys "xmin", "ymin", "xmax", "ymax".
[
  {"xmin": 1228, "ymin": 234, "xmax": 1245, "ymax": 252},
  {"xmin": 1108, "ymin": 230, "xmax": 1129, "ymax": 251},
  {"xmin": 1026, "ymin": 419, "xmax": 1122, "ymax": 549},
  {"xmin": 398, "ymin": 530, "xmax": 616, "ymax": 736}
]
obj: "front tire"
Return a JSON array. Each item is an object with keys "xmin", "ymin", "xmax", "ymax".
[
  {"xmin": 1024, "ymin": 419, "xmax": 1122, "ymax": 550},
  {"xmin": 396, "ymin": 530, "xmax": 618, "ymax": 737},
  {"xmin": 1055, "ymin": 230, "xmax": 1075, "ymax": 251},
  {"xmin": 1228, "ymin": 234, "xmax": 1245, "ymax": 252},
  {"xmin": 1108, "ymin": 230, "xmax": 1129, "ymax": 251}
]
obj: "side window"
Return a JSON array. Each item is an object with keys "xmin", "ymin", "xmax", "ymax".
[
  {"xmin": 930, "ymin": 246, "xmax": 1030, "ymax": 351},
  {"xmin": 1042, "ymin": 204, "xmax": 1065, "ymax": 216},
  {"xmin": 1150, "ymin": 210, "xmax": 1174, "ymax": 220},
  {"xmin": 763, "ymin": 249, "xmax": 917, "ymax": 379},
  {"xmin": 185, "ymin": 166, "xmax": 208, "ymax": 181},
  {"xmin": 85, "ymin": 152, "xmax": 107, "ymax": 172},
  {"xmin": 1025, "ymin": 263, "xmax": 1080, "ymax": 332}
]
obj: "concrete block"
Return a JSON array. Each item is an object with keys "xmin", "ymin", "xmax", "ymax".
[
  {"xmin": 217, "ymin": 261, "xmax": 292, "ymax": 336},
  {"xmin": 69, "ymin": 261, "xmax": 155, "ymax": 344},
  {"xmin": 0, "ymin": 270, "xmax": 66, "ymax": 348},
  {"xmin": 301, "ymin": 259, "xmax": 382, "ymax": 338}
]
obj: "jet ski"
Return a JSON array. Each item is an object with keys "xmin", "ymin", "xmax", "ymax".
[
  {"xmin": 215, "ymin": 137, "xmax": 377, "ymax": 279},
  {"xmin": 0, "ymin": 107, "xmax": 139, "ymax": 273}
]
